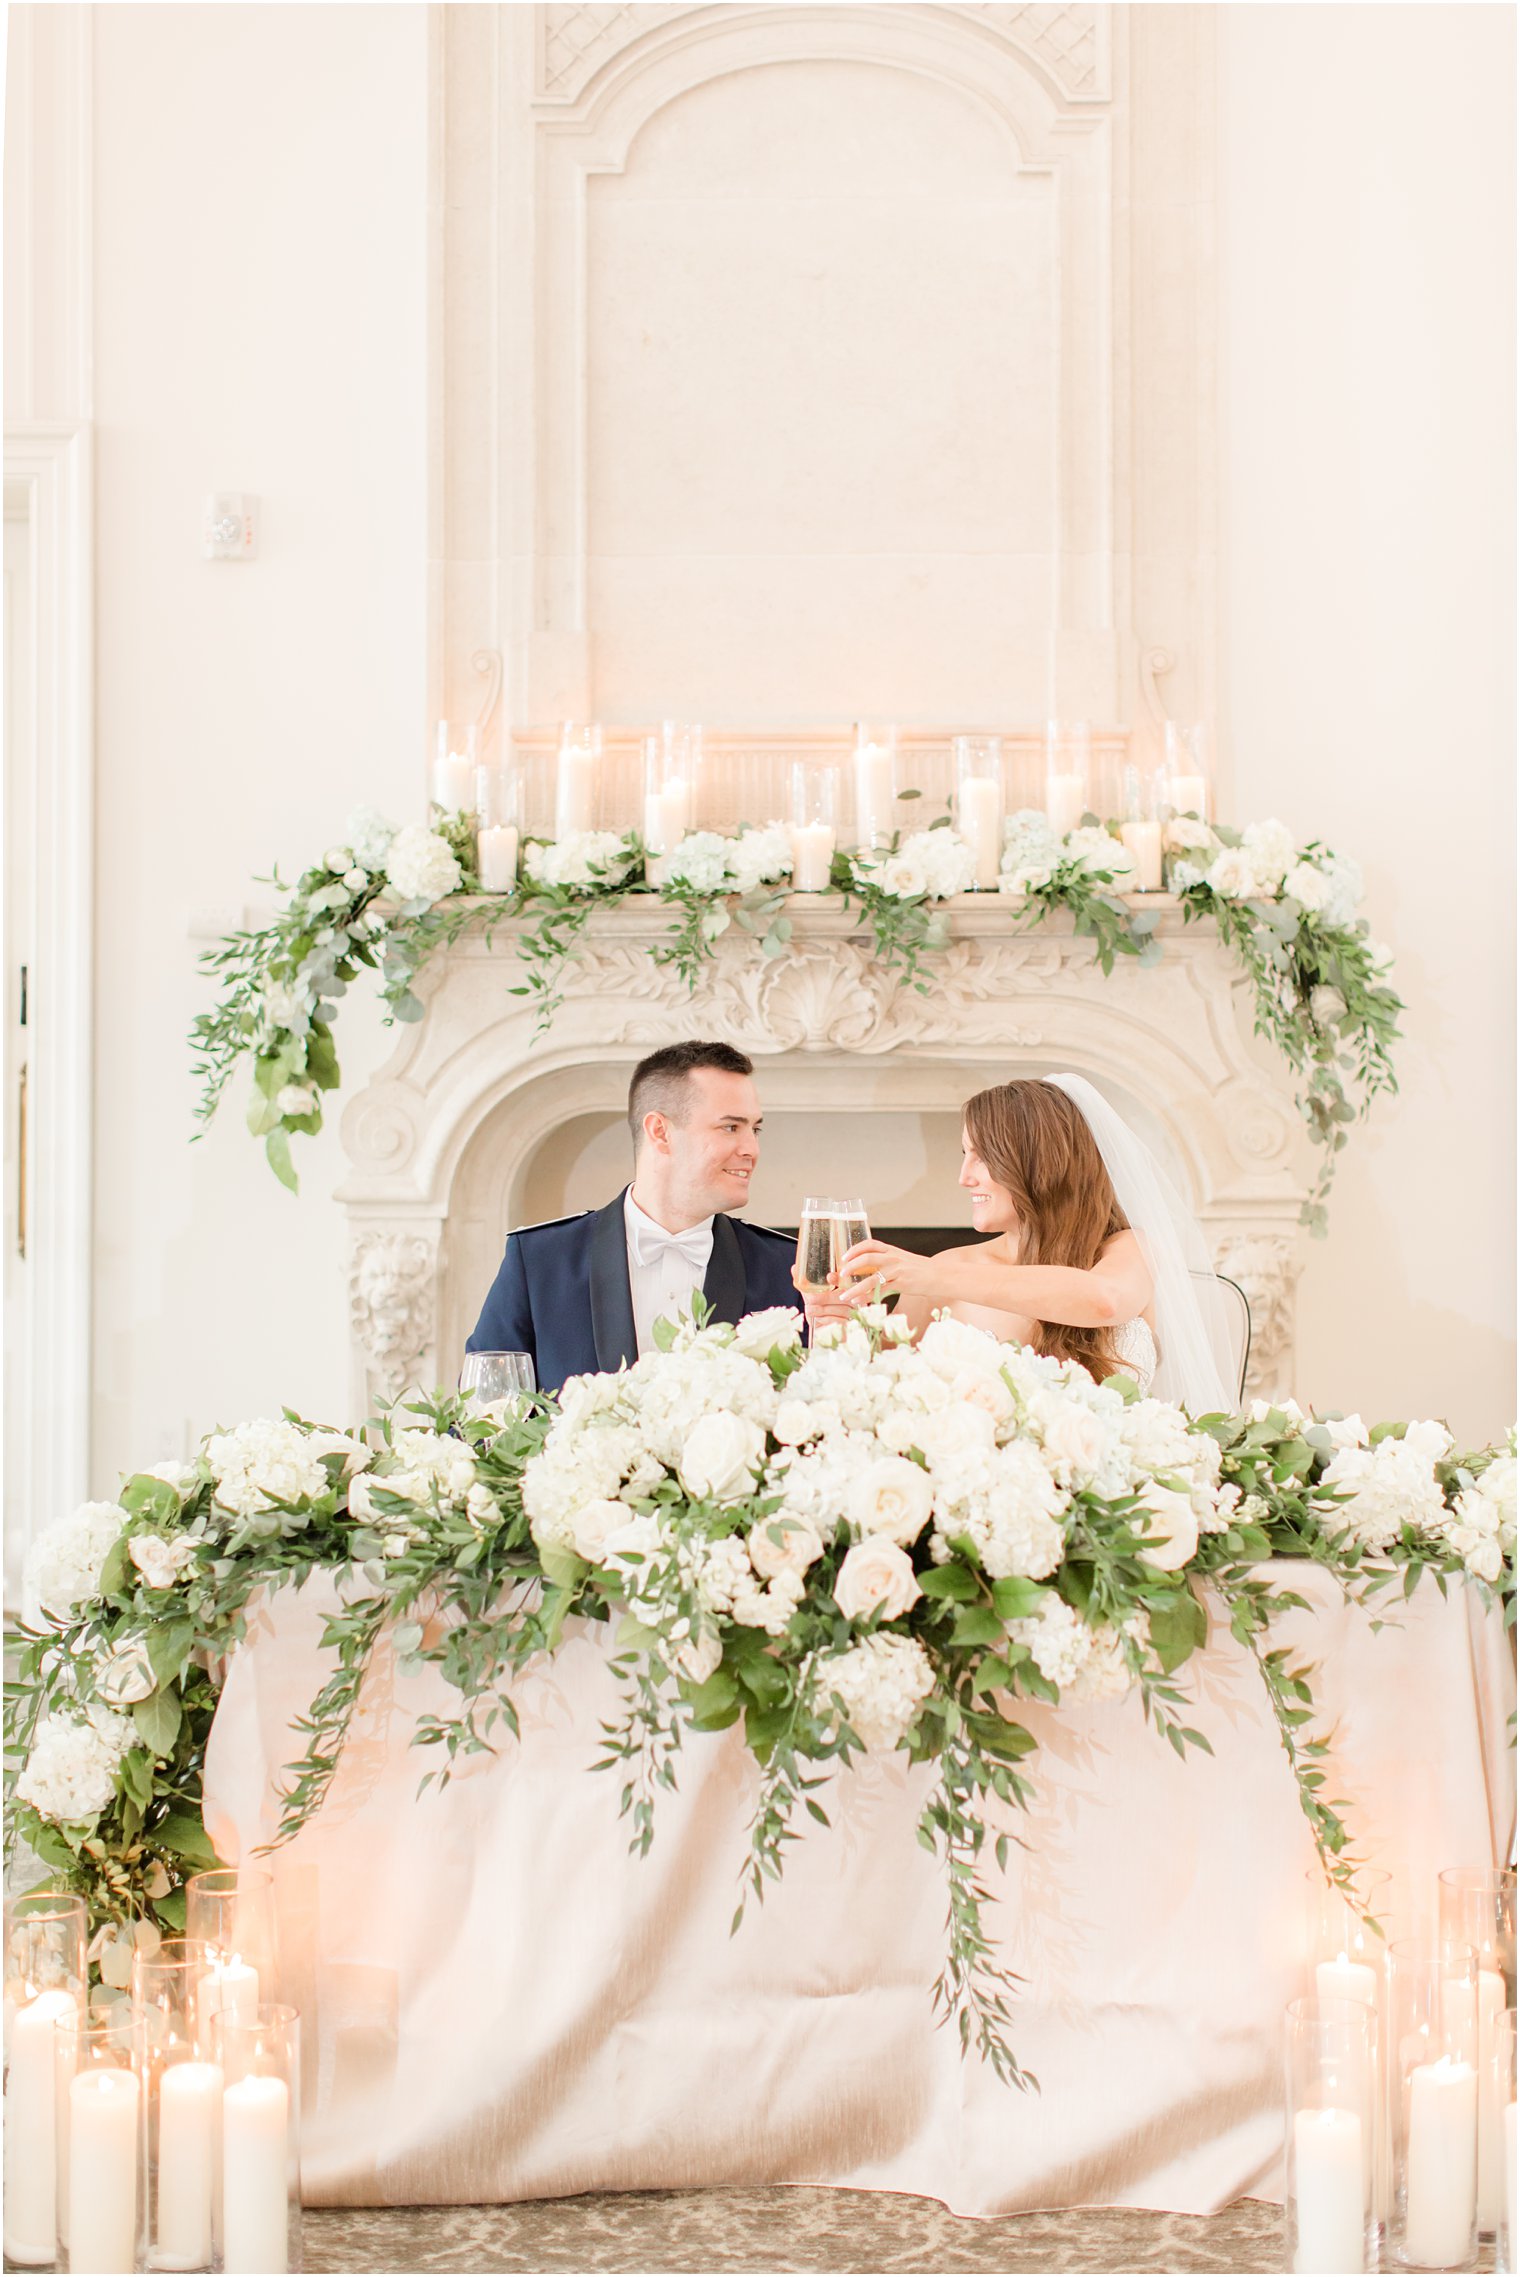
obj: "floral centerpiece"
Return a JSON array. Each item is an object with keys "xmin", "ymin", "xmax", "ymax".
[{"xmin": 8, "ymin": 1303, "xmax": 1510, "ymax": 2080}]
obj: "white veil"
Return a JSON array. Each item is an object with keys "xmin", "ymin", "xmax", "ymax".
[{"xmin": 1043, "ymin": 1073, "xmax": 1234, "ymax": 1414}]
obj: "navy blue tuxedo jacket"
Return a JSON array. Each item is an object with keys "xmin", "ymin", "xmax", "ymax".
[{"xmin": 466, "ymin": 1189, "xmax": 803, "ymax": 1394}]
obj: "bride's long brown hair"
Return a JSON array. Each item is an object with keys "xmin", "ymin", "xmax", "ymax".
[{"xmin": 962, "ymin": 1080, "xmax": 1130, "ymax": 1383}]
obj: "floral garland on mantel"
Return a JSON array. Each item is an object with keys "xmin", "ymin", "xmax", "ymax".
[
  {"xmin": 190, "ymin": 802, "xmax": 1401, "ymax": 1233},
  {"xmin": 5, "ymin": 1304, "xmax": 1513, "ymax": 2083}
]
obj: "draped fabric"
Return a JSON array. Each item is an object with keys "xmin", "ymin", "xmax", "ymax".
[{"xmin": 203, "ymin": 1567, "xmax": 1513, "ymax": 2216}]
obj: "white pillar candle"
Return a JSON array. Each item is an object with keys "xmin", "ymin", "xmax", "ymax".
[
  {"xmin": 642, "ymin": 780, "xmax": 690, "ymax": 858},
  {"xmin": 1119, "ymin": 818, "xmax": 1163, "ymax": 891},
  {"xmin": 1405, "ymin": 2055, "xmax": 1478, "ymax": 2268},
  {"xmin": 477, "ymin": 825, "xmax": 519, "ymax": 893},
  {"xmin": 854, "ymin": 744, "xmax": 895, "ymax": 846},
  {"xmin": 789, "ymin": 821, "xmax": 835, "ymax": 893},
  {"xmin": 1293, "ymin": 2105, "xmax": 1366, "ymax": 2275},
  {"xmin": 430, "ymin": 751, "xmax": 475, "ymax": 814},
  {"xmin": 197, "ymin": 1957, "xmax": 260, "ymax": 2050},
  {"xmin": 1504, "ymin": 2098, "xmax": 1516, "ymax": 2259},
  {"xmin": 155, "ymin": 2059, "xmax": 221, "ymax": 2272},
  {"xmin": 1316, "ymin": 1954, "xmax": 1378, "ymax": 2011},
  {"xmin": 3, "ymin": 1988, "xmax": 77, "ymax": 2265},
  {"xmin": 555, "ymin": 747, "xmax": 598, "ymax": 838},
  {"xmin": 1169, "ymin": 772, "xmax": 1208, "ymax": 818},
  {"xmin": 222, "ymin": 2073, "xmax": 290, "ymax": 2275},
  {"xmin": 67, "ymin": 2067, "xmax": 140, "ymax": 2275},
  {"xmin": 1045, "ymin": 772, "xmax": 1086, "ymax": 838},
  {"xmin": 1476, "ymin": 1968, "xmax": 1507, "ymax": 2230},
  {"xmin": 955, "ymin": 776, "xmax": 1003, "ymax": 890}
]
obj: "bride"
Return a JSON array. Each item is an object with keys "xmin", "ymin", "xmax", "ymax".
[{"xmin": 838, "ymin": 1073, "xmax": 1233, "ymax": 1412}]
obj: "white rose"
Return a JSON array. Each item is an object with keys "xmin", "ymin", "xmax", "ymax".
[
  {"xmin": 345, "ymin": 805, "xmax": 397, "ymax": 870},
  {"xmin": 1134, "ymin": 1484, "xmax": 1199, "ymax": 1571},
  {"xmin": 731, "ymin": 1308, "xmax": 804, "ymax": 1362},
  {"xmin": 833, "ymin": 1538, "xmax": 922, "ymax": 1624},
  {"xmin": 571, "ymin": 1498, "xmax": 633, "ymax": 1564},
  {"xmin": 849, "ymin": 1456, "xmax": 934, "ymax": 1547},
  {"xmin": 277, "ymin": 1084, "xmax": 319, "ymax": 1118},
  {"xmin": 1309, "ymin": 985, "xmax": 1347, "ymax": 1024},
  {"xmin": 1284, "ymin": 861, "xmax": 1333, "ymax": 913},
  {"xmin": 342, "ymin": 867, "xmax": 369, "ymax": 892},
  {"xmin": 679, "ymin": 1413, "xmax": 766, "ymax": 1505},
  {"xmin": 675, "ymin": 1629, "xmax": 723, "ymax": 1685},
  {"xmin": 773, "ymin": 1398, "xmax": 827, "ymax": 1446},
  {"xmin": 1065, "ymin": 826, "xmax": 1134, "ymax": 881},
  {"xmin": 748, "ymin": 1513, "xmax": 824, "ymax": 1581},
  {"xmin": 877, "ymin": 855, "xmax": 927, "ymax": 900},
  {"xmin": 128, "ymin": 1534, "xmax": 198, "ymax": 1590},
  {"xmin": 1323, "ymin": 1413, "xmax": 1369, "ymax": 1452},
  {"xmin": 94, "ymin": 1637, "xmax": 158, "ymax": 1707}
]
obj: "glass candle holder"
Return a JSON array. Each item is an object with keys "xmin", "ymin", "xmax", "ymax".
[
  {"xmin": 1043, "ymin": 720, "xmax": 1091, "ymax": 839},
  {"xmin": 1497, "ymin": 2010, "xmax": 1517, "ymax": 2275},
  {"xmin": 133, "ymin": 1941, "xmax": 220, "ymax": 2275},
  {"xmin": 5, "ymin": 1891, "xmax": 88, "ymax": 2267},
  {"xmin": 430, "ymin": 721, "xmax": 478, "ymax": 816},
  {"xmin": 1163, "ymin": 719, "xmax": 1210, "ymax": 821},
  {"xmin": 851, "ymin": 722, "xmax": 898, "ymax": 850},
  {"xmin": 474, "ymin": 762, "xmax": 524, "ymax": 893},
  {"xmin": 1386, "ymin": 1937, "xmax": 1479, "ymax": 2271},
  {"xmin": 210, "ymin": 2005, "xmax": 301, "ymax": 2277},
  {"xmin": 1117, "ymin": 763, "xmax": 1164, "ymax": 890},
  {"xmin": 184, "ymin": 1868, "xmax": 279, "ymax": 2034},
  {"xmin": 55, "ymin": 2008, "xmax": 147, "ymax": 2276},
  {"xmin": 952, "ymin": 736, "xmax": 1004, "ymax": 891},
  {"xmin": 553, "ymin": 723, "xmax": 602, "ymax": 839},
  {"xmin": 1439, "ymin": 1869, "xmax": 1517, "ymax": 2236},
  {"xmin": 641, "ymin": 731, "xmax": 698, "ymax": 875},
  {"xmin": 1285, "ymin": 1995, "xmax": 1377, "ymax": 2275},
  {"xmin": 788, "ymin": 762, "xmax": 839, "ymax": 892}
]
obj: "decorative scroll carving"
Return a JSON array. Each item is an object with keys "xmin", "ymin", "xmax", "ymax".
[
  {"xmin": 537, "ymin": 3, "xmax": 1106, "ymax": 107},
  {"xmin": 1213, "ymin": 1234, "xmax": 1299, "ymax": 1404},
  {"xmin": 349, "ymin": 1231, "xmax": 439, "ymax": 1400}
]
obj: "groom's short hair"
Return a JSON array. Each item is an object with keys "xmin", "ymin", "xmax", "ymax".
[{"xmin": 628, "ymin": 1040, "xmax": 754, "ymax": 1147}]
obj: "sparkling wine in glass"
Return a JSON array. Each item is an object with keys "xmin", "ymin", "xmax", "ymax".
[{"xmin": 796, "ymin": 1196, "xmax": 871, "ymax": 1295}]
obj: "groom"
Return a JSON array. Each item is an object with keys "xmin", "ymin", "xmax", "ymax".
[{"xmin": 466, "ymin": 1040, "xmax": 805, "ymax": 1393}]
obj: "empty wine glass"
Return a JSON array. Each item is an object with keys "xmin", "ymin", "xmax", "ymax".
[{"xmin": 458, "ymin": 1351, "xmax": 536, "ymax": 1404}]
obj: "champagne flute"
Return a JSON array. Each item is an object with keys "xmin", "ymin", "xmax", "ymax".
[
  {"xmin": 796, "ymin": 1196, "xmax": 872, "ymax": 1297},
  {"xmin": 458, "ymin": 1351, "xmax": 536, "ymax": 1402}
]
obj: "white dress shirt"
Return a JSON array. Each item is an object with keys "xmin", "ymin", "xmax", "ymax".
[{"xmin": 624, "ymin": 1190, "xmax": 714, "ymax": 1357}]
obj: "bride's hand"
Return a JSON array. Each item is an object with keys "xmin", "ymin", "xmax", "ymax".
[{"xmin": 837, "ymin": 1239, "xmax": 932, "ymax": 1305}]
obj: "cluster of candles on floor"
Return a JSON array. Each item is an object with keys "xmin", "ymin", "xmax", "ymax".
[
  {"xmin": 2, "ymin": 1868, "xmax": 295, "ymax": 2275},
  {"xmin": 428, "ymin": 717, "xmax": 1215, "ymax": 893},
  {"xmin": 1290, "ymin": 1863, "xmax": 1517, "ymax": 2275}
]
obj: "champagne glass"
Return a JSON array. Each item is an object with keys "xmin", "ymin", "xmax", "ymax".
[
  {"xmin": 795, "ymin": 1196, "xmax": 871, "ymax": 1296},
  {"xmin": 458, "ymin": 1351, "xmax": 536, "ymax": 1402}
]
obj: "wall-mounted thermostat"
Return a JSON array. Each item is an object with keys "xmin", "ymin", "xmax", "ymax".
[{"xmin": 202, "ymin": 493, "xmax": 258, "ymax": 561}]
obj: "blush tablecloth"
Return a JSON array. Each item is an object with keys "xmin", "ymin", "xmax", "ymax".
[{"xmin": 202, "ymin": 1564, "xmax": 1513, "ymax": 2216}]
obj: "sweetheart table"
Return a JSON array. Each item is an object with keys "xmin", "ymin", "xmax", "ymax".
[{"xmin": 202, "ymin": 1563, "xmax": 1512, "ymax": 2219}]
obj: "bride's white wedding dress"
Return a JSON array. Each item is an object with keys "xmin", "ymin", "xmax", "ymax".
[{"xmin": 1109, "ymin": 1314, "xmax": 1158, "ymax": 1395}]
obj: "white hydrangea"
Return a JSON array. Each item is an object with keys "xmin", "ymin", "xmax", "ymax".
[
  {"xmin": 17, "ymin": 1709, "xmax": 136, "ymax": 1822},
  {"xmin": 521, "ymin": 1417, "xmax": 649, "ymax": 1554},
  {"xmin": 662, "ymin": 831, "xmax": 731, "ymax": 895},
  {"xmin": 1063, "ymin": 826, "xmax": 1136, "ymax": 883},
  {"xmin": 348, "ymin": 1428, "xmax": 477, "ymax": 1522},
  {"xmin": 523, "ymin": 832, "xmax": 637, "ymax": 891},
  {"xmin": 999, "ymin": 810, "xmax": 1063, "ymax": 895},
  {"xmin": 140, "ymin": 1461, "xmax": 197, "ymax": 1496},
  {"xmin": 204, "ymin": 1419, "xmax": 338, "ymax": 1527},
  {"xmin": 1205, "ymin": 819, "xmax": 1296, "ymax": 902},
  {"xmin": 932, "ymin": 1441, "xmax": 1067, "ymax": 1581},
  {"xmin": 346, "ymin": 806, "xmax": 397, "ymax": 871},
  {"xmin": 1315, "ymin": 1419, "xmax": 1453, "ymax": 1552},
  {"xmin": 816, "ymin": 1632, "xmax": 936, "ymax": 1754},
  {"xmin": 1006, "ymin": 1594, "xmax": 1092, "ymax": 1691},
  {"xmin": 724, "ymin": 823, "xmax": 793, "ymax": 894},
  {"xmin": 383, "ymin": 825, "xmax": 462, "ymax": 909},
  {"xmin": 24, "ymin": 1503, "xmax": 129, "ymax": 1622}
]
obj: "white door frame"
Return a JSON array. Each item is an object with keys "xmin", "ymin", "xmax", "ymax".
[{"xmin": 5, "ymin": 421, "xmax": 94, "ymax": 1600}]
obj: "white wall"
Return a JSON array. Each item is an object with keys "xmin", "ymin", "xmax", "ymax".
[
  {"xmin": 87, "ymin": 4, "xmax": 427, "ymax": 1489},
  {"xmin": 1217, "ymin": 4, "xmax": 1516, "ymax": 1442}
]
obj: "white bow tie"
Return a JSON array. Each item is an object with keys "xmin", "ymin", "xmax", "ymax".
[{"xmin": 629, "ymin": 1218, "xmax": 711, "ymax": 1272}]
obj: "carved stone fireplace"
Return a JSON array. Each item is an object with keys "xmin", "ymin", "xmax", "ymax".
[{"xmin": 338, "ymin": 896, "xmax": 1309, "ymax": 1408}]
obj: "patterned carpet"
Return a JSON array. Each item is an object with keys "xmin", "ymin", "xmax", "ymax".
[{"xmin": 302, "ymin": 2189, "xmax": 1294, "ymax": 2273}]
